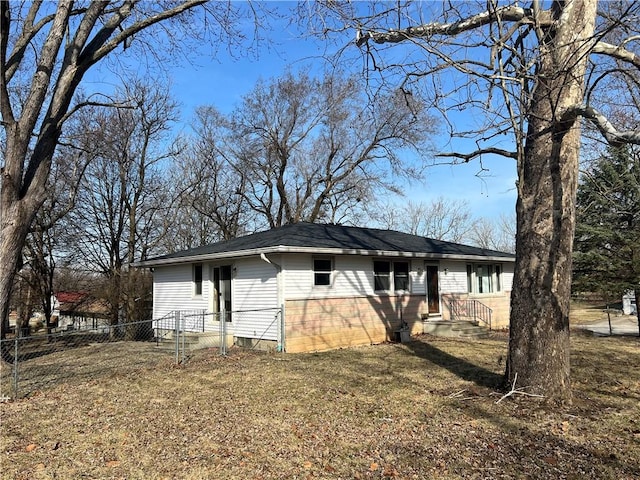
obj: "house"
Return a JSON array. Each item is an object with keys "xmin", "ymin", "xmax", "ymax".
[
  {"xmin": 622, "ymin": 291, "xmax": 637, "ymax": 315},
  {"xmin": 135, "ymin": 223, "xmax": 515, "ymax": 353},
  {"xmin": 52, "ymin": 291, "xmax": 110, "ymax": 331}
]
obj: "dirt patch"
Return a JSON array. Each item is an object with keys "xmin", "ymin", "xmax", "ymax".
[{"xmin": 1, "ymin": 334, "xmax": 639, "ymax": 479}]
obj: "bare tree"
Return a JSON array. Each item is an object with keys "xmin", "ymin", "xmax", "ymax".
[
  {"xmin": 169, "ymin": 106, "xmax": 253, "ymax": 246},
  {"xmin": 313, "ymin": 0, "xmax": 640, "ymax": 402},
  {"xmin": 66, "ymin": 81, "xmax": 177, "ymax": 335},
  {"xmin": 15, "ymin": 111, "xmax": 95, "ymax": 336},
  {"xmin": 469, "ymin": 213, "xmax": 516, "ymax": 253},
  {"xmin": 219, "ymin": 70, "xmax": 435, "ymax": 228},
  {"xmin": 0, "ymin": 1, "xmax": 255, "ymax": 340},
  {"xmin": 374, "ymin": 197, "xmax": 473, "ymax": 242}
]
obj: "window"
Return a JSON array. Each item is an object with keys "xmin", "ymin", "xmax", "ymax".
[
  {"xmin": 374, "ymin": 260, "xmax": 410, "ymax": 292},
  {"xmin": 467, "ymin": 263, "xmax": 502, "ymax": 294},
  {"xmin": 193, "ymin": 263, "xmax": 203, "ymax": 296},
  {"xmin": 314, "ymin": 258, "xmax": 332, "ymax": 286},
  {"xmin": 374, "ymin": 261, "xmax": 391, "ymax": 291},
  {"xmin": 393, "ymin": 261, "xmax": 410, "ymax": 291}
]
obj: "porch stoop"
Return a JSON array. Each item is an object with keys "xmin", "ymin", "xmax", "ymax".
[
  {"xmin": 156, "ymin": 332, "xmax": 234, "ymax": 351},
  {"xmin": 423, "ymin": 318, "xmax": 490, "ymax": 339}
]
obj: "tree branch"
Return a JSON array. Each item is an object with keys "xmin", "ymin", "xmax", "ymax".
[
  {"xmin": 564, "ymin": 105, "xmax": 640, "ymax": 147},
  {"xmin": 80, "ymin": 0, "xmax": 208, "ymax": 66},
  {"xmin": 59, "ymin": 97, "xmax": 136, "ymax": 126},
  {"xmin": 356, "ymin": 5, "xmax": 549, "ymax": 47},
  {"xmin": 436, "ymin": 147, "xmax": 518, "ymax": 162},
  {"xmin": 0, "ymin": 0, "xmax": 12, "ymax": 123},
  {"xmin": 592, "ymin": 39, "xmax": 640, "ymax": 71}
]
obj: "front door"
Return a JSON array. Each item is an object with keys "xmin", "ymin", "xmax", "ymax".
[
  {"xmin": 212, "ymin": 265, "xmax": 232, "ymax": 323},
  {"xmin": 426, "ymin": 265, "xmax": 440, "ymax": 315}
]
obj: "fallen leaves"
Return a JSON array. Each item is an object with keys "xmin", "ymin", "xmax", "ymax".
[{"xmin": 0, "ymin": 334, "xmax": 638, "ymax": 480}]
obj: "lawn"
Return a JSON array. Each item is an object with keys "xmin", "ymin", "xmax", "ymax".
[{"xmin": 1, "ymin": 332, "xmax": 639, "ymax": 480}]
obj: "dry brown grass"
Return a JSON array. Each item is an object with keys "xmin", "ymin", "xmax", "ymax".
[{"xmin": 1, "ymin": 332, "xmax": 639, "ymax": 480}]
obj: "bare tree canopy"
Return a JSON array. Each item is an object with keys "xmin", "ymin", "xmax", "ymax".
[
  {"xmin": 309, "ymin": 0, "xmax": 640, "ymax": 403},
  {"xmin": 374, "ymin": 197, "xmax": 473, "ymax": 243},
  {"xmin": 169, "ymin": 70, "xmax": 435, "ymax": 238},
  {"xmin": 0, "ymin": 1, "xmax": 259, "ymax": 340}
]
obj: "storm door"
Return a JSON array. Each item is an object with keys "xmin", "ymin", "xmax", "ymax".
[
  {"xmin": 425, "ymin": 264, "xmax": 440, "ymax": 315},
  {"xmin": 212, "ymin": 265, "xmax": 232, "ymax": 323}
]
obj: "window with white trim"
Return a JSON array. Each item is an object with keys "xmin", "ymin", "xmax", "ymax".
[
  {"xmin": 374, "ymin": 260, "xmax": 410, "ymax": 292},
  {"xmin": 466, "ymin": 263, "xmax": 502, "ymax": 294},
  {"xmin": 193, "ymin": 263, "xmax": 203, "ymax": 296},
  {"xmin": 393, "ymin": 261, "xmax": 410, "ymax": 291},
  {"xmin": 313, "ymin": 257, "xmax": 333, "ymax": 286}
]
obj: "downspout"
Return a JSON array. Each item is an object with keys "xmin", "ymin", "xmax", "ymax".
[{"xmin": 260, "ymin": 253, "xmax": 285, "ymax": 351}]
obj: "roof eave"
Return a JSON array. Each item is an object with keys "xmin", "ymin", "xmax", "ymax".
[{"xmin": 133, "ymin": 245, "xmax": 514, "ymax": 268}]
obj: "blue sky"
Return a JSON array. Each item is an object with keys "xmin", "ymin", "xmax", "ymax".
[{"xmin": 87, "ymin": 4, "xmax": 518, "ymax": 223}]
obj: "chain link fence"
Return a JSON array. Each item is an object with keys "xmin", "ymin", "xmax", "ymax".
[{"xmin": 1, "ymin": 307, "xmax": 282, "ymax": 400}]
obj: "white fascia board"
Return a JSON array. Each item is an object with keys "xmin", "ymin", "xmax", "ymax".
[
  {"xmin": 132, "ymin": 247, "xmax": 283, "ymax": 267},
  {"xmin": 280, "ymin": 246, "xmax": 514, "ymax": 263},
  {"xmin": 134, "ymin": 245, "xmax": 514, "ymax": 268}
]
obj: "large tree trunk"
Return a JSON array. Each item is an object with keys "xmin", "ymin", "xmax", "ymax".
[
  {"xmin": 0, "ymin": 184, "xmax": 44, "ymax": 340},
  {"xmin": 0, "ymin": 220, "xmax": 28, "ymax": 339},
  {"xmin": 506, "ymin": 0, "xmax": 597, "ymax": 404},
  {"xmin": 1, "ymin": 124, "xmax": 51, "ymax": 340}
]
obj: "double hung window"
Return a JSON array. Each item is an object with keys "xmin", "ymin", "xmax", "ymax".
[
  {"xmin": 374, "ymin": 260, "xmax": 410, "ymax": 292},
  {"xmin": 314, "ymin": 258, "xmax": 333, "ymax": 286}
]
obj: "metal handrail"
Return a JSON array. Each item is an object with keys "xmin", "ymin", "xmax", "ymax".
[
  {"xmin": 449, "ymin": 299, "xmax": 492, "ymax": 331},
  {"xmin": 153, "ymin": 311, "xmax": 177, "ymax": 346}
]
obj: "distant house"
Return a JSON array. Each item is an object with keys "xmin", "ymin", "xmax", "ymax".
[
  {"xmin": 622, "ymin": 291, "xmax": 637, "ymax": 315},
  {"xmin": 135, "ymin": 223, "xmax": 515, "ymax": 353},
  {"xmin": 52, "ymin": 292, "xmax": 110, "ymax": 330}
]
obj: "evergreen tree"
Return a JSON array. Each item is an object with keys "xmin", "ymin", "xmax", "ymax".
[{"xmin": 573, "ymin": 146, "xmax": 640, "ymax": 336}]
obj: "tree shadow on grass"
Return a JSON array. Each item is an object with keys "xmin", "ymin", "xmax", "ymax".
[{"xmin": 402, "ymin": 339, "xmax": 504, "ymax": 389}]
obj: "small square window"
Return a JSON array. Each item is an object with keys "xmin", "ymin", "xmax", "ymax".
[{"xmin": 314, "ymin": 258, "xmax": 332, "ymax": 286}]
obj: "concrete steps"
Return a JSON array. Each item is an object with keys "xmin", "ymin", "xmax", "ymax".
[
  {"xmin": 155, "ymin": 331, "xmax": 233, "ymax": 351},
  {"xmin": 423, "ymin": 319, "xmax": 490, "ymax": 339}
]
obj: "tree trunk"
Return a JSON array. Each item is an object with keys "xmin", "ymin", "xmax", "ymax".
[
  {"xmin": 506, "ymin": 0, "xmax": 597, "ymax": 404},
  {"xmin": 0, "ymin": 203, "xmax": 35, "ymax": 340}
]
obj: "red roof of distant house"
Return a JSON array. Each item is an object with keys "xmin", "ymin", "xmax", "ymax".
[
  {"xmin": 56, "ymin": 291, "xmax": 87, "ymax": 303},
  {"xmin": 55, "ymin": 291, "xmax": 109, "ymax": 316}
]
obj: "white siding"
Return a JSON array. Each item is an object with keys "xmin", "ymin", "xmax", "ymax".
[
  {"xmin": 502, "ymin": 262, "xmax": 514, "ymax": 291},
  {"xmin": 232, "ymin": 258, "xmax": 279, "ymax": 340},
  {"xmin": 438, "ymin": 260, "xmax": 468, "ymax": 294},
  {"xmin": 284, "ymin": 254, "xmax": 372, "ymax": 299},
  {"xmin": 284, "ymin": 254, "xmax": 427, "ymax": 300},
  {"xmin": 411, "ymin": 263, "xmax": 426, "ymax": 295},
  {"xmin": 233, "ymin": 258, "xmax": 278, "ymax": 310},
  {"xmin": 153, "ymin": 264, "xmax": 209, "ymax": 320}
]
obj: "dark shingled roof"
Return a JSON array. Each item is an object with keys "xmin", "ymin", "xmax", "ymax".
[{"xmin": 137, "ymin": 223, "xmax": 514, "ymax": 266}]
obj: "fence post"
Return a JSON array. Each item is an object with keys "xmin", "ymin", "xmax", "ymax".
[
  {"xmin": 279, "ymin": 304, "xmax": 285, "ymax": 353},
  {"xmin": 220, "ymin": 311, "xmax": 227, "ymax": 356},
  {"xmin": 181, "ymin": 312, "xmax": 186, "ymax": 364},
  {"xmin": 13, "ymin": 336, "xmax": 19, "ymax": 399},
  {"xmin": 174, "ymin": 311, "xmax": 180, "ymax": 364}
]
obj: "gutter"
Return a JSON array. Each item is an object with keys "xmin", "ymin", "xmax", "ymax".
[{"xmin": 133, "ymin": 245, "xmax": 515, "ymax": 268}]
